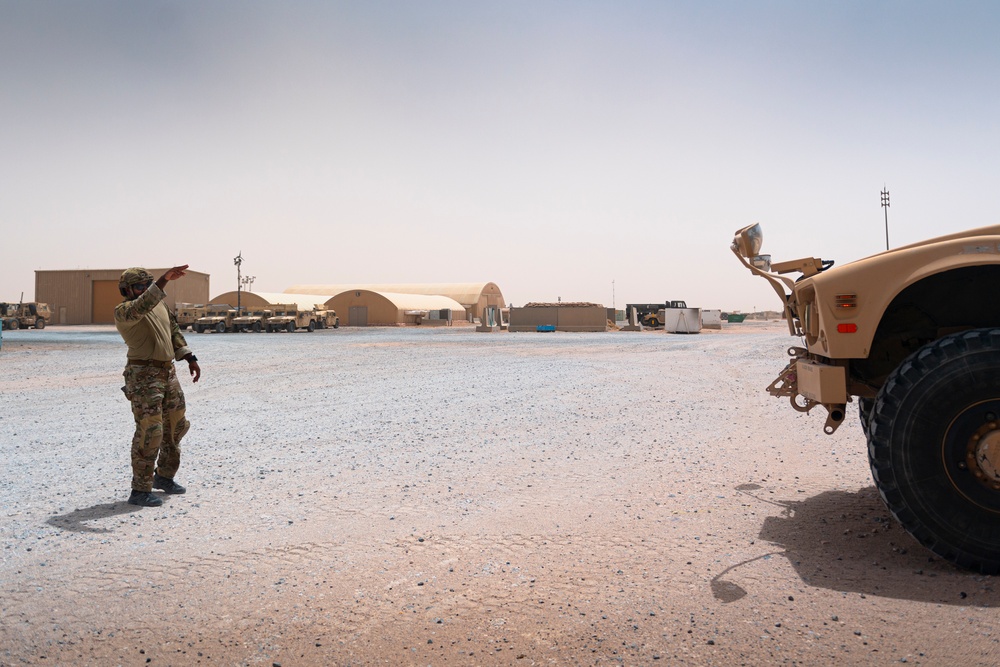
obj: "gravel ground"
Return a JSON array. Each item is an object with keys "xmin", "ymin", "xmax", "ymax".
[{"xmin": 1, "ymin": 322, "xmax": 998, "ymax": 666}]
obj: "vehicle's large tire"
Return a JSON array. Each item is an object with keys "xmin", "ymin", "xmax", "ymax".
[
  {"xmin": 307, "ymin": 321, "xmax": 316, "ymax": 332},
  {"xmin": 216, "ymin": 321, "xmax": 227, "ymax": 334},
  {"xmin": 252, "ymin": 321, "xmax": 262, "ymax": 333},
  {"xmin": 858, "ymin": 397, "xmax": 874, "ymax": 440},
  {"xmin": 286, "ymin": 322, "xmax": 295, "ymax": 333},
  {"xmin": 266, "ymin": 324, "xmax": 273, "ymax": 333},
  {"xmin": 333, "ymin": 320, "xmax": 339, "ymax": 329},
  {"xmin": 10, "ymin": 319, "xmax": 18, "ymax": 330},
  {"xmin": 196, "ymin": 324, "xmax": 204, "ymax": 333},
  {"xmin": 35, "ymin": 318, "xmax": 45, "ymax": 329},
  {"xmin": 868, "ymin": 328, "xmax": 1000, "ymax": 573}
]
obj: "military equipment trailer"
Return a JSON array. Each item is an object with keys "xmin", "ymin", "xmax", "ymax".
[
  {"xmin": 732, "ymin": 222, "xmax": 1000, "ymax": 573},
  {"xmin": 625, "ymin": 301, "xmax": 687, "ymax": 328}
]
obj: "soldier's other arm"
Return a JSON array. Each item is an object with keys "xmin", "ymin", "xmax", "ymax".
[{"xmin": 169, "ymin": 311, "xmax": 200, "ymax": 383}]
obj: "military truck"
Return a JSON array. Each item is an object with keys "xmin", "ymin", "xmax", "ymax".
[
  {"xmin": 175, "ymin": 303, "xmax": 206, "ymax": 331},
  {"xmin": 194, "ymin": 305, "xmax": 237, "ymax": 333},
  {"xmin": 0, "ymin": 301, "xmax": 52, "ymax": 329},
  {"xmin": 265, "ymin": 304, "xmax": 321, "ymax": 332},
  {"xmin": 732, "ymin": 222, "xmax": 1000, "ymax": 573},
  {"xmin": 232, "ymin": 308, "xmax": 273, "ymax": 333}
]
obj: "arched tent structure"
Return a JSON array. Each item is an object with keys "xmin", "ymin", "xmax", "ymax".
[
  {"xmin": 325, "ymin": 290, "xmax": 465, "ymax": 326},
  {"xmin": 286, "ymin": 283, "xmax": 503, "ymax": 320},
  {"xmin": 209, "ymin": 291, "xmax": 334, "ymax": 310}
]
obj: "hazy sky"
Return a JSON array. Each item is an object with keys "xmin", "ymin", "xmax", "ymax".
[{"xmin": 3, "ymin": 1, "xmax": 999, "ymax": 311}]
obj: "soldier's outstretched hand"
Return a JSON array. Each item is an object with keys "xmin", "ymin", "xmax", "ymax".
[{"xmin": 161, "ymin": 265, "xmax": 189, "ymax": 282}]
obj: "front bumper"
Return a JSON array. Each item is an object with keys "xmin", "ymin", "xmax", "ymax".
[{"xmin": 766, "ymin": 348, "xmax": 849, "ymax": 434}]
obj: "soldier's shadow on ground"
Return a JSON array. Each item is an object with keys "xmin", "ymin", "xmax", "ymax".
[
  {"xmin": 47, "ymin": 500, "xmax": 151, "ymax": 533},
  {"xmin": 712, "ymin": 485, "xmax": 999, "ymax": 607}
]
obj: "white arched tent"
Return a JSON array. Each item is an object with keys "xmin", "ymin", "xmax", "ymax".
[{"xmin": 286, "ymin": 283, "xmax": 503, "ymax": 320}]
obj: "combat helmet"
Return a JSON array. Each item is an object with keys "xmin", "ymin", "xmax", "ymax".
[{"xmin": 119, "ymin": 267, "xmax": 154, "ymax": 297}]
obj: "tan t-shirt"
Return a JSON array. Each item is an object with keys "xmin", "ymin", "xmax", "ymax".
[{"xmin": 114, "ymin": 284, "xmax": 192, "ymax": 363}]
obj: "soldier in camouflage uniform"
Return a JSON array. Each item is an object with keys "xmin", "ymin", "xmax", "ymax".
[{"xmin": 115, "ymin": 265, "xmax": 202, "ymax": 507}]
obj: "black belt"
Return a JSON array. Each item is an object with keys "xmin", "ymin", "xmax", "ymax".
[{"xmin": 127, "ymin": 359, "xmax": 173, "ymax": 369}]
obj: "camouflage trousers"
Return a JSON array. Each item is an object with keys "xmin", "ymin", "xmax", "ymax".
[{"xmin": 123, "ymin": 363, "xmax": 189, "ymax": 492}]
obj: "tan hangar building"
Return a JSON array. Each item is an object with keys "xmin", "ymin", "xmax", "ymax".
[{"xmin": 34, "ymin": 268, "xmax": 210, "ymax": 325}]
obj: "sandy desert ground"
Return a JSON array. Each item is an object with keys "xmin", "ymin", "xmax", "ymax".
[{"xmin": 1, "ymin": 322, "xmax": 998, "ymax": 666}]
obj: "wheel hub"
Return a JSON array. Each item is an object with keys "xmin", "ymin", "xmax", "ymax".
[
  {"xmin": 943, "ymin": 400, "xmax": 1000, "ymax": 511},
  {"xmin": 970, "ymin": 423, "xmax": 1000, "ymax": 486}
]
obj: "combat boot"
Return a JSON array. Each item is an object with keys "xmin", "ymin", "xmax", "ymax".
[
  {"xmin": 153, "ymin": 473, "xmax": 186, "ymax": 494},
  {"xmin": 128, "ymin": 491, "xmax": 163, "ymax": 507}
]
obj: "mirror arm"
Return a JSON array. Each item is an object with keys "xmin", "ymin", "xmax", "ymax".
[{"xmin": 731, "ymin": 246, "xmax": 798, "ymax": 335}]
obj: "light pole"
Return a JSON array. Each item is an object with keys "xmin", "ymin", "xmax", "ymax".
[
  {"xmin": 234, "ymin": 251, "xmax": 243, "ymax": 313},
  {"xmin": 241, "ymin": 275, "xmax": 255, "ymax": 294},
  {"xmin": 881, "ymin": 187, "xmax": 890, "ymax": 250}
]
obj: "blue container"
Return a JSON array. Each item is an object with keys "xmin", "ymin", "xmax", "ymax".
[{"xmin": 536, "ymin": 325, "xmax": 556, "ymax": 332}]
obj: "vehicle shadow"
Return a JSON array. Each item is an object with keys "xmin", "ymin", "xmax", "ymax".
[
  {"xmin": 712, "ymin": 485, "xmax": 999, "ymax": 607},
  {"xmin": 46, "ymin": 500, "xmax": 147, "ymax": 533}
]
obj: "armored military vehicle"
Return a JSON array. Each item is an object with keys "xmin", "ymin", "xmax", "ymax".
[
  {"xmin": 194, "ymin": 305, "xmax": 237, "ymax": 333},
  {"xmin": 732, "ymin": 222, "xmax": 1000, "ymax": 573},
  {"xmin": 313, "ymin": 308, "xmax": 340, "ymax": 329},
  {"xmin": 0, "ymin": 301, "xmax": 52, "ymax": 329},
  {"xmin": 266, "ymin": 304, "xmax": 319, "ymax": 332},
  {"xmin": 232, "ymin": 308, "xmax": 273, "ymax": 333},
  {"xmin": 175, "ymin": 303, "xmax": 206, "ymax": 331}
]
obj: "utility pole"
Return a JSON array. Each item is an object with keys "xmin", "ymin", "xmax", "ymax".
[
  {"xmin": 234, "ymin": 251, "xmax": 243, "ymax": 313},
  {"xmin": 881, "ymin": 187, "xmax": 890, "ymax": 250}
]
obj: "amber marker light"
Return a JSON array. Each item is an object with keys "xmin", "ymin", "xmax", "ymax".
[
  {"xmin": 835, "ymin": 294, "xmax": 857, "ymax": 308},
  {"xmin": 837, "ymin": 323, "xmax": 858, "ymax": 334}
]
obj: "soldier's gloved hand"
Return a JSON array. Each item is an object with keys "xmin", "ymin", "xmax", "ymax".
[
  {"xmin": 155, "ymin": 264, "xmax": 190, "ymax": 291},
  {"xmin": 185, "ymin": 356, "xmax": 201, "ymax": 383},
  {"xmin": 188, "ymin": 359, "xmax": 201, "ymax": 383}
]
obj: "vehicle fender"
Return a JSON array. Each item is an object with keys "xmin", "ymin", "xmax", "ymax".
[{"xmin": 807, "ymin": 235, "xmax": 1000, "ymax": 358}]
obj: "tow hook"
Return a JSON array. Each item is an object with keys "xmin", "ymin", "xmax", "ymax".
[
  {"xmin": 766, "ymin": 346, "xmax": 846, "ymax": 435},
  {"xmin": 767, "ymin": 347, "xmax": 815, "ymax": 412}
]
